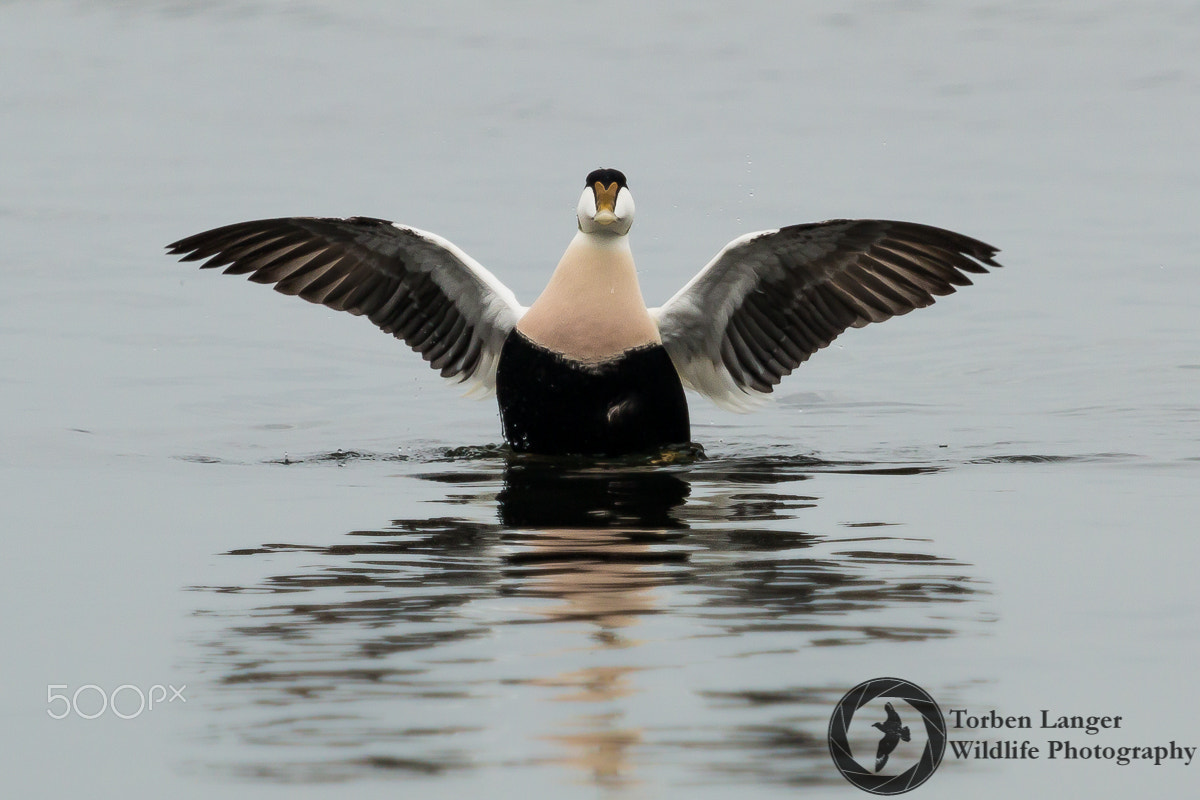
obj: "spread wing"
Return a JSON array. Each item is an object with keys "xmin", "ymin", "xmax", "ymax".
[
  {"xmin": 885, "ymin": 702, "xmax": 902, "ymax": 726},
  {"xmin": 167, "ymin": 217, "xmax": 525, "ymax": 395},
  {"xmin": 652, "ymin": 220, "xmax": 1000, "ymax": 410}
]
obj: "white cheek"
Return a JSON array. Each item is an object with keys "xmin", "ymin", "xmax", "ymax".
[
  {"xmin": 577, "ymin": 187, "xmax": 597, "ymax": 220},
  {"xmin": 615, "ymin": 189, "xmax": 635, "ymax": 221}
]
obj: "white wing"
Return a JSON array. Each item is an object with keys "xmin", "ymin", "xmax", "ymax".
[
  {"xmin": 653, "ymin": 219, "xmax": 1000, "ymax": 411},
  {"xmin": 168, "ymin": 216, "xmax": 525, "ymax": 396}
]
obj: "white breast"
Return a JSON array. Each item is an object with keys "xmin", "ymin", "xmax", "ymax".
[{"xmin": 516, "ymin": 231, "xmax": 661, "ymax": 362}]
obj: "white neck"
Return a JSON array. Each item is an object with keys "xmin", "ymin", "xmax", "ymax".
[{"xmin": 516, "ymin": 231, "xmax": 661, "ymax": 361}]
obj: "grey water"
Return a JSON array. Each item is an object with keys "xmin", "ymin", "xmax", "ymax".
[{"xmin": 2, "ymin": 2, "xmax": 1198, "ymax": 798}]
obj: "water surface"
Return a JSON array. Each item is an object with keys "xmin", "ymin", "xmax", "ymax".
[{"xmin": 2, "ymin": 2, "xmax": 1197, "ymax": 798}]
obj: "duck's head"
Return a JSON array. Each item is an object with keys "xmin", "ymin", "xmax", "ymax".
[{"xmin": 577, "ymin": 168, "xmax": 634, "ymax": 236}]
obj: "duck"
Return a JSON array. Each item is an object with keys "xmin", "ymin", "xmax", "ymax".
[{"xmin": 167, "ymin": 168, "xmax": 1000, "ymax": 456}]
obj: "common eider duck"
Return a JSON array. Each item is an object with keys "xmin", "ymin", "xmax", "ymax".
[{"xmin": 168, "ymin": 168, "xmax": 1000, "ymax": 456}]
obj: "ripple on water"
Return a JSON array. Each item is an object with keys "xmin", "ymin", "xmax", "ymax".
[{"xmin": 184, "ymin": 451, "xmax": 992, "ymax": 785}]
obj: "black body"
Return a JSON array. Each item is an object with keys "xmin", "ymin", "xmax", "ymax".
[{"xmin": 495, "ymin": 331, "xmax": 691, "ymax": 456}]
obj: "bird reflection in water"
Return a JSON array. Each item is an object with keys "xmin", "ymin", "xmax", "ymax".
[
  {"xmin": 499, "ymin": 461, "xmax": 689, "ymax": 634},
  {"xmin": 189, "ymin": 451, "xmax": 988, "ymax": 787},
  {"xmin": 497, "ymin": 461, "xmax": 691, "ymax": 786}
]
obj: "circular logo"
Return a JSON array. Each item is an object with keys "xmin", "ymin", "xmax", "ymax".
[{"xmin": 828, "ymin": 678, "xmax": 946, "ymax": 795}]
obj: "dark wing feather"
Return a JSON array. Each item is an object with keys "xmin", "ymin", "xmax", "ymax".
[
  {"xmin": 653, "ymin": 219, "xmax": 1000, "ymax": 409},
  {"xmin": 167, "ymin": 217, "xmax": 524, "ymax": 394}
]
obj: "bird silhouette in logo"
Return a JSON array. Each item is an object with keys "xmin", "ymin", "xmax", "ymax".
[{"xmin": 872, "ymin": 702, "xmax": 912, "ymax": 772}]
